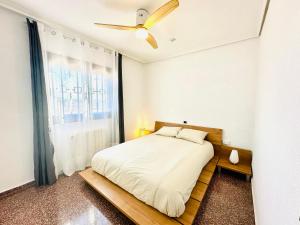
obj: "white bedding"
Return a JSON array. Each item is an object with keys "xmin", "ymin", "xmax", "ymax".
[{"xmin": 91, "ymin": 134, "xmax": 214, "ymax": 217}]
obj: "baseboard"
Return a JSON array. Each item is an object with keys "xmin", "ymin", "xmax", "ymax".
[
  {"xmin": 251, "ymin": 177, "xmax": 259, "ymax": 225},
  {"xmin": 0, "ymin": 180, "xmax": 35, "ymax": 200}
]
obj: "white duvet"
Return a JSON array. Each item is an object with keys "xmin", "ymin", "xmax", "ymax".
[{"xmin": 91, "ymin": 134, "xmax": 214, "ymax": 217}]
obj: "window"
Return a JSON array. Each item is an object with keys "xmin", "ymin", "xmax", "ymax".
[
  {"xmin": 91, "ymin": 67, "xmax": 112, "ymax": 120},
  {"xmin": 47, "ymin": 53, "xmax": 112, "ymax": 124}
]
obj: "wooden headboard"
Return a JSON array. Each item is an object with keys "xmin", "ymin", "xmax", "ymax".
[{"xmin": 154, "ymin": 121, "xmax": 223, "ymax": 146}]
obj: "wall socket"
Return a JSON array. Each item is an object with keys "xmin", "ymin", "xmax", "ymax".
[{"xmin": 223, "ymin": 139, "xmax": 231, "ymax": 145}]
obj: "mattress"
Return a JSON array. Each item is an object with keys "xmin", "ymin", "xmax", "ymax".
[{"xmin": 91, "ymin": 134, "xmax": 214, "ymax": 217}]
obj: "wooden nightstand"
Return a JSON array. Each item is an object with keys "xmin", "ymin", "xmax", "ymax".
[{"xmin": 217, "ymin": 145, "xmax": 252, "ymax": 181}]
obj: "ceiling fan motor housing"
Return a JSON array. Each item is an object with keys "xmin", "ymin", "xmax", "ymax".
[{"xmin": 136, "ymin": 9, "xmax": 149, "ymax": 25}]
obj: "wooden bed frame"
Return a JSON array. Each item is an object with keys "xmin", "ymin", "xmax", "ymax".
[{"xmin": 80, "ymin": 121, "xmax": 223, "ymax": 225}]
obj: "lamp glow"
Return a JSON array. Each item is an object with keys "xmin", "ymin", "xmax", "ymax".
[{"xmin": 135, "ymin": 28, "xmax": 148, "ymax": 39}]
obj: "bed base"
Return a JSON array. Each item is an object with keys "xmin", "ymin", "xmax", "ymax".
[{"xmin": 79, "ymin": 156, "xmax": 219, "ymax": 225}]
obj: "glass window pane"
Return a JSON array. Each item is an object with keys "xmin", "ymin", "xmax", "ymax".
[{"xmin": 48, "ymin": 53, "xmax": 113, "ymax": 123}]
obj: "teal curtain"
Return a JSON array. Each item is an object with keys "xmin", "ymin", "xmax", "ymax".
[
  {"xmin": 118, "ymin": 53, "xmax": 125, "ymax": 143},
  {"xmin": 27, "ymin": 19, "xmax": 56, "ymax": 186}
]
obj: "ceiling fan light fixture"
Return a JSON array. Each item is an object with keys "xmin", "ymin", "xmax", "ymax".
[
  {"xmin": 94, "ymin": 0, "xmax": 179, "ymax": 49},
  {"xmin": 135, "ymin": 28, "xmax": 148, "ymax": 39}
]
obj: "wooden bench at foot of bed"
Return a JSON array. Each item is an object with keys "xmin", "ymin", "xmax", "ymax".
[{"xmin": 79, "ymin": 156, "xmax": 219, "ymax": 225}]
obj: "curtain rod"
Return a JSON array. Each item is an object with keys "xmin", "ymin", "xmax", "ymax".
[{"xmin": 0, "ymin": 2, "xmax": 144, "ymax": 63}]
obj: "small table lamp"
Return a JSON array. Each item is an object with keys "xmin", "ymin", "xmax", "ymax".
[
  {"xmin": 139, "ymin": 128, "xmax": 152, "ymax": 137},
  {"xmin": 229, "ymin": 149, "xmax": 239, "ymax": 164}
]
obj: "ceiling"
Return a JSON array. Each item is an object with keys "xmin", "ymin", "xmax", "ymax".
[{"xmin": 1, "ymin": 0, "xmax": 267, "ymax": 63}]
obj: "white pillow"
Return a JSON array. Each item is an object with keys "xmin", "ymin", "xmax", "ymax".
[
  {"xmin": 176, "ymin": 128, "xmax": 208, "ymax": 144},
  {"xmin": 155, "ymin": 126, "xmax": 182, "ymax": 137}
]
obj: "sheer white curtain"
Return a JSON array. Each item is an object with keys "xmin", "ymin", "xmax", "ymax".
[{"xmin": 38, "ymin": 23, "xmax": 120, "ymax": 176}]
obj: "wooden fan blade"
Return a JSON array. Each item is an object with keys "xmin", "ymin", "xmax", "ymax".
[
  {"xmin": 143, "ymin": 0, "xmax": 179, "ymax": 29},
  {"xmin": 95, "ymin": 23, "xmax": 138, "ymax": 31},
  {"xmin": 146, "ymin": 33, "xmax": 158, "ymax": 49}
]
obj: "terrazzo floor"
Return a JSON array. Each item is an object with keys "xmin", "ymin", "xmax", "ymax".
[{"xmin": 0, "ymin": 171, "xmax": 255, "ymax": 225}]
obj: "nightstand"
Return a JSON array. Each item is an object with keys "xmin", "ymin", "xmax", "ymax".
[{"xmin": 217, "ymin": 145, "xmax": 252, "ymax": 181}]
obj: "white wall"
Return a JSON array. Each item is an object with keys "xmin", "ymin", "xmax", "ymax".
[
  {"xmin": 252, "ymin": 1, "xmax": 300, "ymax": 225},
  {"xmin": 144, "ymin": 39, "xmax": 258, "ymax": 149},
  {"xmin": 0, "ymin": 7, "xmax": 34, "ymax": 192},
  {"xmin": 122, "ymin": 56, "xmax": 145, "ymax": 140}
]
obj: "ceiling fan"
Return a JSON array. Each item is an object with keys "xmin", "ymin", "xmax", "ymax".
[{"xmin": 95, "ymin": 0, "xmax": 179, "ymax": 49}]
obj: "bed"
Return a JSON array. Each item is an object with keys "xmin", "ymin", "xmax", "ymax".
[
  {"xmin": 80, "ymin": 121, "xmax": 223, "ymax": 225},
  {"xmin": 92, "ymin": 133, "xmax": 214, "ymax": 217}
]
